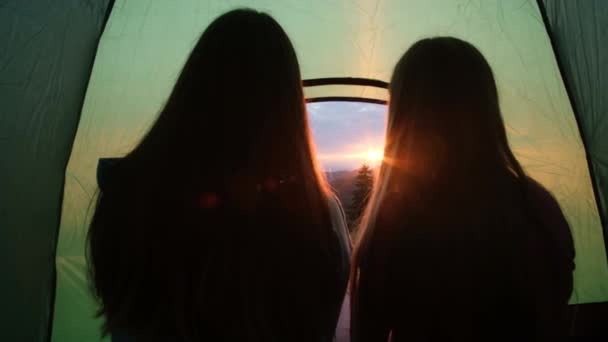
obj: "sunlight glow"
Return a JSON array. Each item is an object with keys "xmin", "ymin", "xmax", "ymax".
[
  {"xmin": 316, "ymin": 147, "xmax": 385, "ymax": 168},
  {"xmin": 365, "ymin": 149, "xmax": 383, "ymax": 165}
]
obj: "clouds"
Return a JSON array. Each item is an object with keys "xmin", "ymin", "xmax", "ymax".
[{"xmin": 307, "ymin": 102, "xmax": 387, "ymax": 170}]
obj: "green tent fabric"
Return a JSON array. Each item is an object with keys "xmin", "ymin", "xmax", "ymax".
[
  {"xmin": 0, "ymin": 1, "xmax": 113, "ymax": 341},
  {"xmin": 541, "ymin": 0, "xmax": 608, "ymax": 244},
  {"xmin": 1, "ymin": 0, "xmax": 607, "ymax": 341}
]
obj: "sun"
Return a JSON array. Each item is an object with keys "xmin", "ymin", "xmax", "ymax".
[{"xmin": 365, "ymin": 149, "xmax": 384, "ymax": 164}]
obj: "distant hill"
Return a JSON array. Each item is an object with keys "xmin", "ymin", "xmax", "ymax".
[
  {"xmin": 325, "ymin": 167, "xmax": 379, "ymax": 213},
  {"xmin": 326, "ymin": 169, "xmax": 359, "ymax": 209}
]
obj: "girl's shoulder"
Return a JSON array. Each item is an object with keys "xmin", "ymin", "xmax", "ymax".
[
  {"xmin": 327, "ymin": 192, "xmax": 352, "ymax": 253},
  {"xmin": 524, "ymin": 177, "xmax": 567, "ymax": 229},
  {"xmin": 524, "ymin": 176, "xmax": 575, "ymax": 261}
]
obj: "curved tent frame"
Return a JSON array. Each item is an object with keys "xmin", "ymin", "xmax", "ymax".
[{"xmin": 304, "ymin": 77, "xmax": 388, "ymax": 104}]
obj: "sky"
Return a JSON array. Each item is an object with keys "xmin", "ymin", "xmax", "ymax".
[{"xmin": 307, "ymin": 102, "xmax": 387, "ymax": 171}]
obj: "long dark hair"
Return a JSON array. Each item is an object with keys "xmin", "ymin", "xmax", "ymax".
[
  {"xmin": 88, "ymin": 9, "xmax": 345, "ymax": 341},
  {"xmin": 351, "ymin": 37, "xmax": 539, "ymax": 340}
]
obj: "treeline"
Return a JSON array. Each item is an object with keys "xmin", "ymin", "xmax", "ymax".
[{"xmin": 346, "ymin": 163, "xmax": 374, "ymax": 234}]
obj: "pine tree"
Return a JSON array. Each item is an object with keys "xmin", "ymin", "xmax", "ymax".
[{"xmin": 348, "ymin": 163, "xmax": 374, "ymax": 231}]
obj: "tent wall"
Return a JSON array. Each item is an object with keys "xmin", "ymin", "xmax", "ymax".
[
  {"xmin": 0, "ymin": 1, "xmax": 112, "ymax": 340},
  {"xmin": 541, "ymin": 0, "xmax": 608, "ymax": 251}
]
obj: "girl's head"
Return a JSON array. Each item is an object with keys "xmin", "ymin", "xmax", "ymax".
[
  {"xmin": 356, "ymin": 37, "xmax": 526, "ymax": 242},
  {"xmin": 384, "ymin": 37, "xmax": 518, "ymax": 183},
  {"xmin": 138, "ymin": 8, "xmax": 322, "ymax": 187}
]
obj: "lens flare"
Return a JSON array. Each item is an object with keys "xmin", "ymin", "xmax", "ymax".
[{"xmin": 365, "ymin": 149, "xmax": 383, "ymax": 164}]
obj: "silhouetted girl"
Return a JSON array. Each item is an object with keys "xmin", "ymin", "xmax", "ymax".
[
  {"xmin": 88, "ymin": 9, "xmax": 350, "ymax": 341},
  {"xmin": 351, "ymin": 37, "xmax": 574, "ymax": 341}
]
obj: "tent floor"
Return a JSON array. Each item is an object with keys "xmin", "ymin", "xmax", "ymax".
[{"xmin": 570, "ymin": 302, "xmax": 608, "ymax": 336}]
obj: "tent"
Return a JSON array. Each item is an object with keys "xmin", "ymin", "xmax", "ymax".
[{"xmin": 1, "ymin": 0, "xmax": 607, "ymax": 340}]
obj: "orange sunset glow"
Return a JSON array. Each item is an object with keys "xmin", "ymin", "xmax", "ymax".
[
  {"xmin": 365, "ymin": 149, "xmax": 383, "ymax": 164},
  {"xmin": 317, "ymin": 147, "xmax": 384, "ymax": 168}
]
